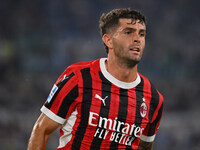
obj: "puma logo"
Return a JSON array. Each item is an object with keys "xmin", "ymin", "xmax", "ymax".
[{"xmin": 95, "ymin": 94, "xmax": 108, "ymax": 106}]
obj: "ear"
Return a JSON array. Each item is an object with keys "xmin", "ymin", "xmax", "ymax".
[{"xmin": 102, "ymin": 34, "xmax": 113, "ymax": 49}]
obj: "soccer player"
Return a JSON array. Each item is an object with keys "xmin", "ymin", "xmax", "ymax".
[{"xmin": 28, "ymin": 8, "xmax": 164, "ymax": 150}]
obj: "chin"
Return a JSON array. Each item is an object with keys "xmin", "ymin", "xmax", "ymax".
[
  {"xmin": 129, "ymin": 56, "xmax": 142, "ymax": 63},
  {"xmin": 126, "ymin": 59, "xmax": 140, "ymax": 68}
]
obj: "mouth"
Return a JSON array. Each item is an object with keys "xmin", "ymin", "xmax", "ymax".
[{"xmin": 129, "ymin": 46, "xmax": 140, "ymax": 53}]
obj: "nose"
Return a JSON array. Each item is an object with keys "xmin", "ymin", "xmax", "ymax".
[
  {"xmin": 132, "ymin": 33, "xmax": 141, "ymax": 44},
  {"xmin": 134, "ymin": 39, "xmax": 140, "ymax": 43}
]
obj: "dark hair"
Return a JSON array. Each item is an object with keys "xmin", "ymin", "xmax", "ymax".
[{"xmin": 99, "ymin": 8, "xmax": 146, "ymax": 53}]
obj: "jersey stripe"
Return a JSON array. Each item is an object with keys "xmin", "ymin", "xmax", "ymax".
[
  {"xmin": 140, "ymin": 78, "xmax": 163, "ymax": 140},
  {"xmin": 135, "ymin": 77, "xmax": 144, "ymax": 123},
  {"xmin": 140, "ymin": 75, "xmax": 152, "ymax": 124},
  {"xmin": 79, "ymin": 69, "xmax": 103, "ymax": 149},
  {"xmin": 109, "ymin": 88, "xmax": 129, "ymax": 149},
  {"xmin": 129, "ymin": 77, "xmax": 144, "ymax": 149},
  {"xmin": 148, "ymin": 83, "xmax": 160, "ymax": 123},
  {"xmin": 117, "ymin": 87, "xmax": 137, "ymax": 150},
  {"xmin": 147, "ymin": 100, "xmax": 164, "ymax": 136},
  {"xmin": 71, "ymin": 68, "xmax": 93, "ymax": 150},
  {"xmin": 99, "ymin": 84, "xmax": 120, "ymax": 149},
  {"xmin": 125, "ymin": 88, "xmax": 137, "ymax": 149},
  {"xmin": 57, "ymin": 85, "xmax": 78, "ymax": 118},
  {"xmin": 135, "ymin": 76, "xmax": 154, "ymax": 146},
  {"xmin": 90, "ymin": 71, "xmax": 112, "ymax": 149}
]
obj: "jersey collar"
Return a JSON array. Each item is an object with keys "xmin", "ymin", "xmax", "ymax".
[{"xmin": 100, "ymin": 58, "xmax": 141, "ymax": 89}]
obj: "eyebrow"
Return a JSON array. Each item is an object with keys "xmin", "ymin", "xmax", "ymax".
[{"xmin": 123, "ymin": 27, "xmax": 146, "ymax": 33}]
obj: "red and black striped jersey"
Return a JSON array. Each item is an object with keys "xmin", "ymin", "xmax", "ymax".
[{"xmin": 41, "ymin": 58, "xmax": 164, "ymax": 150}]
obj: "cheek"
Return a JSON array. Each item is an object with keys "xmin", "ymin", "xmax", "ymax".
[
  {"xmin": 141, "ymin": 39, "xmax": 145, "ymax": 48},
  {"xmin": 113, "ymin": 38, "xmax": 126, "ymax": 48}
]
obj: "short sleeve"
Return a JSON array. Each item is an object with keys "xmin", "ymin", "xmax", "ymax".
[
  {"xmin": 140, "ymin": 98, "xmax": 164, "ymax": 142},
  {"xmin": 41, "ymin": 68, "xmax": 79, "ymax": 124}
]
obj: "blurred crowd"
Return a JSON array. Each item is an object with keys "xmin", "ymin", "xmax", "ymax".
[{"xmin": 0, "ymin": 0, "xmax": 199, "ymax": 149}]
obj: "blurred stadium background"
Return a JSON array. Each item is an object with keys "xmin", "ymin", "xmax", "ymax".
[{"xmin": 0, "ymin": 0, "xmax": 199, "ymax": 149}]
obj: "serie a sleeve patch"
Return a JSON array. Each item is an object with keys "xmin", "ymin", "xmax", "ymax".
[{"xmin": 47, "ymin": 84, "xmax": 58, "ymax": 103}]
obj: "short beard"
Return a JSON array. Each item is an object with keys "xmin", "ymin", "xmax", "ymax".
[
  {"xmin": 126, "ymin": 58, "xmax": 140, "ymax": 68},
  {"xmin": 116, "ymin": 55, "xmax": 141, "ymax": 69}
]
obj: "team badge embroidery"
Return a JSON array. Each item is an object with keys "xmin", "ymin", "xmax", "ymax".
[
  {"xmin": 140, "ymin": 99, "xmax": 147, "ymax": 118},
  {"xmin": 47, "ymin": 84, "xmax": 58, "ymax": 103}
]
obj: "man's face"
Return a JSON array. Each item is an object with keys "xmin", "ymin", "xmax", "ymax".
[{"xmin": 110, "ymin": 18, "xmax": 146, "ymax": 67}]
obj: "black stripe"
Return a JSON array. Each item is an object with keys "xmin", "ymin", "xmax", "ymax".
[
  {"xmin": 57, "ymin": 72, "xmax": 75, "ymax": 87},
  {"xmin": 110, "ymin": 88, "xmax": 129, "ymax": 149},
  {"xmin": 90, "ymin": 71, "xmax": 112, "ymax": 150},
  {"xmin": 125, "ymin": 78, "xmax": 144, "ymax": 149},
  {"xmin": 71, "ymin": 68, "xmax": 93, "ymax": 150},
  {"xmin": 57, "ymin": 85, "xmax": 78, "ymax": 118},
  {"xmin": 147, "ymin": 103, "xmax": 163, "ymax": 136},
  {"xmin": 134, "ymin": 77, "xmax": 144, "ymax": 125},
  {"xmin": 44, "ymin": 72, "xmax": 75, "ymax": 109},
  {"xmin": 148, "ymin": 83, "xmax": 160, "ymax": 123}
]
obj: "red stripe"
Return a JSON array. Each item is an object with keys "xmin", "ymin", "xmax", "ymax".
[
  {"xmin": 100, "ymin": 84, "xmax": 120, "ymax": 149},
  {"xmin": 130, "ymin": 75, "xmax": 152, "ymax": 149},
  {"xmin": 153, "ymin": 91, "xmax": 164, "ymax": 134},
  {"xmin": 138, "ymin": 76, "xmax": 150, "ymax": 138},
  {"xmin": 79, "ymin": 67, "xmax": 102, "ymax": 150},
  {"xmin": 117, "ymin": 87, "xmax": 137, "ymax": 149},
  {"xmin": 62, "ymin": 70, "xmax": 84, "ymax": 150},
  {"xmin": 151, "ymin": 91, "xmax": 163, "ymax": 123},
  {"xmin": 141, "ymin": 74, "xmax": 152, "ymax": 125}
]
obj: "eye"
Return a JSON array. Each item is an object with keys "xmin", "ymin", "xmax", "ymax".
[
  {"xmin": 140, "ymin": 32, "xmax": 146, "ymax": 37},
  {"xmin": 125, "ymin": 31, "xmax": 131, "ymax": 35}
]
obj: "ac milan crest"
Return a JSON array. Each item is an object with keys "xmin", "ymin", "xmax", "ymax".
[{"xmin": 140, "ymin": 102, "xmax": 147, "ymax": 118}]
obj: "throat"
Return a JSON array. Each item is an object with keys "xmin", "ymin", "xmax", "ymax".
[
  {"xmin": 105, "ymin": 59, "xmax": 138, "ymax": 83},
  {"xmin": 117, "ymin": 70, "xmax": 138, "ymax": 82}
]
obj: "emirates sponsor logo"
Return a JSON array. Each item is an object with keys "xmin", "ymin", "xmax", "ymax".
[{"xmin": 88, "ymin": 112, "xmax": 144, "ymax": 146}]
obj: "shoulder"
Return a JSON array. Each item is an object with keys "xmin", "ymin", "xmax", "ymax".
[
  {"xmin": 138, "ymin": 73, "xmax": 164, "ymax": 103},
  {"xmin": 65, "ymin": 59, "xmax": 100, "ymax": 73},
  {"xmin": 56, "ymin": 59, "xmax": 100, "ymax": 83}
]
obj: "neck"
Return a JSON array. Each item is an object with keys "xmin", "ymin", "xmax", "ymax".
[{"xmin": 105, "ymin": 56, "xmax": 138, "ymax": 83}]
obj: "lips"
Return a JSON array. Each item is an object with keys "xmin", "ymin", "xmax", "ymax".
[
  {"xmin": 130, "ymin": 48, "xmax": 139, "ymax": 52},
  {"xmin": 129, "ymin": 46, "xmax": 140, "ymax": 52}
]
